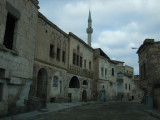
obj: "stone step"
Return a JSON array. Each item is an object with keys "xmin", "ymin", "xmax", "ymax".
[{"xmin": 54, "ymin": 97, "xmax": 70, "ymax": 103}]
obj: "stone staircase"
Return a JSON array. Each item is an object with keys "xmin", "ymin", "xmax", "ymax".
[{"xmin": 54, "ymin": 97, "xmax": 70, "ymax": 103}]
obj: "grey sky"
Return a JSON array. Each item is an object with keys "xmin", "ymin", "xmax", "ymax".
[{"xmin": 38, "ymin": 0, "xmax": 160, "ymax": 74}]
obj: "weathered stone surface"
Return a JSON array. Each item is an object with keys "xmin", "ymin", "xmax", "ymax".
[{"xmin": 137, "ymin": 39, "xmax": 160, "ymax": 109}]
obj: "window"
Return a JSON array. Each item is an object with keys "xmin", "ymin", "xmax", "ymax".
[
  {"xmin": 0, "ymin": 83, "xmax": 3, "ymax": 101},
  {"xmin": 101, "ymin": 67, "xmax": 104, "ymax": 77},
  {"xmin": 84, "ymin": 59, "xmax": 86, "ymax": 68},
  {"xmin": 105, "ymin": 69, "xmax": 107, "ymax": 78},
  {"xmin": 112, "ymin": 68, "xmax": 114, "ymax": 76},
  {"xmin": 53, "ymin": 76, "xmax": 58, "ymax": 87},
  {"xmin": 73, "ymin": 53, "xmax": 76, "ymax": 65},
  {"xmin": 56, "ymin": 48, "xmax": 61, "ymax": 61},
  {"xmin": 3, "ymin": 12, "xmax": 18, "ymax": 50},
  {"xmin": 77, "ymin": 55, "xmax": 79, "ymax": 66},
  {"xmin": 80, "ymin": 56, "xmax": 82, "ymax": 67},
  {"xmin": 60, "ymin": 81, "xmax": 62, "ymax": 93},
  {"xmin": 125, "ymin": 84, "xmax": 127, "ymax": 90},
  {"xmin": 129, "ymin": 84, "xmax": 131, "ymax": 90},
  {"xmin": 0, "ymin": 68, "xmax": 5, "ymax": 78},
  {"xmin": 49, "ymin": 45, "xmax": 54, "ymax": 58},
  {"xmin": 89, "ymin": 61, "xmax": 91, "ymax": 70},
  {"xmin": 62, "ymin": 51, "xmax": 66, "ymax": 63}
]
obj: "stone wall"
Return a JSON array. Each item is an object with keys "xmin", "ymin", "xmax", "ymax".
[
  {"xmin": 30, "ymin": 13, "xmax": 69, "ymax": 104},
  {"xmin": 0, "ymin": 0, "xmax": 39, "ymax": 115},
  {"xmin": 67, "ymin": 73, "xmax": 92, "ymax": 102}
]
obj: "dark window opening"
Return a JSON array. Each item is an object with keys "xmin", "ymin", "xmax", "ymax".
[
  {"xmin": 105, "ymin": 69, "xmax": 107, "ymax": 78},
  {"xmin": 69, "ymin": 76, "xmax": 80, "ymax": 88},
  {"xmin": 62, "ymin": 51, "xmax": 66, "ymax": 63},
  {"xmin": 112, "ymin": 68, "xmax": 114, "ymax": 76},
  {"xmin": 125, "ymin": 84, "xmax": 127, "ymax": 90},
  {"xmin": 3, "ymin": 13, "xmax": 17, "ymax": 50},
  {"xmin": 60, "ymin": 81, "xmax": 62, "ymax": 93},
  {"xmin": 84, "ymin": 60, "xmax": 86, "ymax": 68},
  {"xmin": 89, "ymin": 61, "xmax": 91, "ymax": 70},
  {"xmin": 101, "ymin": 67, "xmax": 104, "ymax": 77},
  {"xmin": 0, "ymin": 83, "xmax": 3, "ymax": 101},
  {"xmin": 50, "ymin": 45, "xmax": 54, "ymax": 58},
  {"xmin": 56, "ymin": 48, "xmax": 61, "ymax": 61},
  {"xmin": 83, "ymin": 80, "xmax": 88, "ymax": 85},
  {"xmin": 77, "ymin": 55, "xmax": 79, "ymax": 66},
  {"xmin": 0, "ymin": 68, "xmax": 5, "ymax": 78},
  {"xmin": 80, "ymin": 56, "xmax": 82, "ymax": 67},
  {"xmin": 129, "ymin": 84, "xmax": 131, "ymax": 90},
  {"xmin": 73, "ymin": 53, "xmax": 76, "ymax": 65}
]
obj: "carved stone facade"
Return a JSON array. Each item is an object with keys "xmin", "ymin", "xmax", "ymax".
[{"xmin": 30, "ymin": 12, "xmax": 69, "ymax": 106}]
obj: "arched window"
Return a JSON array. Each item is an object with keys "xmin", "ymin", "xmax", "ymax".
[
  {"xmin": 69, "ymin": 76, "xmax": 80, "ymax": 88},
  {"xmin": 82, "ymin": 80, "xmax": 88, "ymax": 85}
]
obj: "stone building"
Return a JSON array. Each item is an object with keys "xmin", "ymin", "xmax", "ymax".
[
  {"xmin": 29, "ymin": 12, "xmax": 69, "ymax": 107},
  {"xmin": 137, "ymin": 39, "xmax": 160, "ymax": 109},
  {"xmin": 131, "ymin": 75, "xmax": 144, "ymax": 102},
  {"xmin": 116, "ymin": 61, "xmax": 134, "ymax": 101},
  {"xmin": 0, "ymin": 0, "xmax": 39, "ymax": 115},
  {"xmin": 93, "ymin": 48, "xmax": 118, "ymax": 101},
  {"xmin": 67, "ymin": 32, "xmax": 94, "ymax": 102}
]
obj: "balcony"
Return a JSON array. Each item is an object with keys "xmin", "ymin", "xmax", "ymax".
[
  {"xmin": 117, "ymin": 73, "xmax": 124, "ymax": 80},
  {"xmin": 124, "ymin": 73, "xmax": 133, "ymax": 78},
  {"xmin": 68, "ymin": 65, "xmax": 93, "ymax": 78}
]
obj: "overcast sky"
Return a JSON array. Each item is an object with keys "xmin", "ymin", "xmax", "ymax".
[{"xmin": 38, "ymin": 0, "xmax": 160, "ymax": 75}]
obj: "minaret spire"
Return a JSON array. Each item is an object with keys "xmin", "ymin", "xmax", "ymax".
[{"xmin": 86, "ymin": 10, "xmax": 93, "ymax": 47}]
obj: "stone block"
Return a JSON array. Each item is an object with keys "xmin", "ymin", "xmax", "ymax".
[{"xmin": 10, "ymin": 77, "xmax": 22, "ymax": 85}]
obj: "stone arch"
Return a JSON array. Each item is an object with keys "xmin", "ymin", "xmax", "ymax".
[
  {"xmin": 69, "ymin": 76, "xmax": 80, "ymax": 88},
  {"xmin": 36, "ymin": 68, "xmax": 47, "ymax": 108},
  {"xmin": 83, "ymin": 80, "xmax": 88, "ymax": 85}
]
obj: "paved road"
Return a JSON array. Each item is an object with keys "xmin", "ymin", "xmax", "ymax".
[{"xmin": 35, "ymin": 102, "xmax": 158, "ymax": 120}]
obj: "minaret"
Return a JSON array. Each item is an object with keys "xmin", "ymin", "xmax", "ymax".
[{"xmin": 86, "ymin": 10, "xmax": 93, "ymax": 47}]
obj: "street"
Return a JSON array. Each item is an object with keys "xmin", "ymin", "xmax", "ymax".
[{"xmin": 35, "ymin": 102, "xmax": 158, "ymax": 120}]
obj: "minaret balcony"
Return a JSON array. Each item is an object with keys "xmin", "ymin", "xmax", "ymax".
[{"xmin": 86, "ymin": 27, "xmax": 93, "ymax": 33}]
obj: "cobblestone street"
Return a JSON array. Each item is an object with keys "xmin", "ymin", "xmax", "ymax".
[{"xmin": 35, "ymin": 102, "xmax": 158, "ymax": 120}]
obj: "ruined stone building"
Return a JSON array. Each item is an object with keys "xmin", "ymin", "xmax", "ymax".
[
  {"xmin": 0, "ymin": 0, "xmax": 135, "ymax": 116},
  {"xmin": 137, "ymin": 39, "xmax": 160, "ymax": 110},
  {"xmin": 132, "ymin": 75, "xmax": 144, "ymax": 102}
]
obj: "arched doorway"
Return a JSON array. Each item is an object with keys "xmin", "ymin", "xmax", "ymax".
[
  {"xmin": 36, "ymin": 68, "xmax": 47, "ymax": 108},
  {"xmin": 69, "ymin": 76, "xmax": 80, "ymax": 88},
  {"xmin": 82, "ymin": 90, "xmax": 87, "ymax": 102}
]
